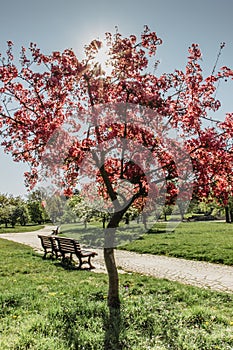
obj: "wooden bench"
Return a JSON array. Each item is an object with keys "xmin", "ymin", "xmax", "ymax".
[
  {"xmin": 38, "ymin": 235, "xmax": 60, "ymax": 259},
  {"xmin": 38, "ymin": 234, "xmax": 98, "ymax": 269},
  {"xmin": 51, "ymin": 226, "xmax": 60, "ymax": 235},
  {"xmin": 55, "ymin": 236, "xmax": 97, "ymax": 269}
]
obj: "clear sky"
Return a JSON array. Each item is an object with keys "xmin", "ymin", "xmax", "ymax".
[{"xmin": 0, "ymin": 0, "xmax": 233, "ymax": 196}]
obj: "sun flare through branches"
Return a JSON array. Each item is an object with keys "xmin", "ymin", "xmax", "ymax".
[{"xmin": 90, "ymin": 40, "xmax": 113, "ymax": 76}]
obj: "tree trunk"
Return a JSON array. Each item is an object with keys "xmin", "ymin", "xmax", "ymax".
[
  {"xmin": 225, "ymin": 206, "xmax": 230, "ymax": 223},
  {"xmin": 102, "ymin": 190, "xmax": 140, "ymax": 309},
  {"xmin": 104, "ymin": 224, "xmax": 121, "ymax": 348},
  {"xmin": 103, "ymin": 211, "xmax": 124, "ymax": 309},
  {"xmin": 230, "ymin": 208, "xmax": 233, "ymax": 223},
  {"xmin": 102, "ymin": 215, "xmax": 106, "ymax": 229},
  {"xmin": 104, "ymin": 247, "xmax": 120, "ymax": 308},
  {"xmin": 84, "ymin": 220, "xmax": 87, "ymax": 229}
]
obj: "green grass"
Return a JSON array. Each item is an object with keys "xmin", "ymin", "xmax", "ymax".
[
  {"xmin": 0, "ymin": 238, "xmax": 233, "ymax": 349},
  {"xmin": 0, "ymin": 224, "xmax": 44, "ymax": 234},
  {"xmin": 120, "ymin": 221, "xmax": 233, "ymax": 266}
]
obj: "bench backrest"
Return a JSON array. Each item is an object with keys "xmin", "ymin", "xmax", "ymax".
[
  {"xmin": 55, "ymin": 237, "xmax": 81, "ymax": 254},
  {"xmin": 38, "ymin": 235, "xmax": 52, "ymax": 248},
  {"xmin": 38, "ymin": 235, "xmax": 59, "ymax": 250}
]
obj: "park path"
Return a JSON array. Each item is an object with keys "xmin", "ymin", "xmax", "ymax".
[{"xmin": 1, "ymin": 226, "xmax": 233, "ymax": 293}]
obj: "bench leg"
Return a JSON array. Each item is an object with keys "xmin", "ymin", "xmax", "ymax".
[
  {"xmin": 88, "ymin": 256, "xmax": 95, "ymax": 269},
  {"xmin": 54, "ymin": 250, "xmax": 60, "ymax": 259},
  {"xmin": 42, "ymin": 248, "xmax": 52, "ymax": 259},
  {"xmin": 44, "ymin": 250, "xmax": 55, "ymax": 259},
  {"xmin": 76, "ymin": 257, "xmax": 93, "ymax": 269},
  {"xmin": 76, "ymin": 257, "xmax": 82, "ymax": 269},
  {"xmin": 60, "ymin": 253, "xmax": 76, "ymax": 268},
  {"xmin": 52, "ymin": 251, "xmax": 58, "ymax": 259}
]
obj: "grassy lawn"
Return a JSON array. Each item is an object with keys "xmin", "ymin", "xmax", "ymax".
[
  {"xmin": 121, "ymin": 221, "xmax": 233, "ymax": 266},
  {"xmin": 0, "ymin": 224, "xmax": 44, "ymax": 234},
  {"xmin": 0, "ymin": 238, "xmax": 233, "ymax": 349}
]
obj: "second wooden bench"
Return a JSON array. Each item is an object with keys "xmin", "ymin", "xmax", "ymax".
[
  {"xmin": 55, "ymin": 236, "xmax": 97, "ymax": 269},
  {"xmin": 38, "ymin": 235, "xmax": 97, "ymax": 269}
]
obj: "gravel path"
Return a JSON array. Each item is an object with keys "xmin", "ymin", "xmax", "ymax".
[{"xmin": 1, "ymin": 226, "xmax": 233, "ymax": 293}]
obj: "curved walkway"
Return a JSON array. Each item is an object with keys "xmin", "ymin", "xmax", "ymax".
[{"xmin": 1, "ymin": 226, "xmax": 233, "ymax": 293}]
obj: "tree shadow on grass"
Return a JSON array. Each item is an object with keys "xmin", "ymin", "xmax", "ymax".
[
  {"xmin": 53, "ymin": 261, "xmax": 123, "ymax": 348},
  {"xmin": 68, "ymin": 227, "xmax": 142, "ymax": 249},
  {"xmin": 62, "ymin": 222, "xmax": 144, "ymax": 249},
  {"xmin": 48, "ymin": 254, "xmax": 124, "ymax": 348},
  {"xmin": 54, "ymin": 257, "xmax": 96, "ymax": 271},
  {"xmin": 57, "ymin": 289, "xmax": 124, "ymax": 349},
  {"xmin": 104, "ymin": 307, "xmax": 123, "ymax": 350}
]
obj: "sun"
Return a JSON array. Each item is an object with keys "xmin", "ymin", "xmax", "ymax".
[{"xmin": 92, "ymin": 43, "xmax": 113, "ymax": 76}]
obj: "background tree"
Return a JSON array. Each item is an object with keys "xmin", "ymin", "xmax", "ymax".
[
  {"xmin": 27, "ymin": 188, "xmax": 50, "ymax": 223},
  {"xmin": 0, "ymin": 28, "xmax": 233, "ymax": 314},
  {"xmin": 0, "ymin": 194, "xmax": 29, "ymax": 227},
  {"xmin": 0, "ymin": 194, "xmax": 13, "ymax": 227},
  {"xmin": 60, "ymin": 200, "xmax": 77, "ymax": 224},
  {"xmin": 44, "ymin": 193, "xmax": 65, "ymax": 223},
  {"xmin": 11, "ymin": 196, "xmax": 30, "ymax": 226},
  {"xmin": 27, "ymin": 201, "xmax": 45, "ymax": 224},
  {"xmin": 68, "ymin": 194, "xmax": 102, "ymax": 229},
  {"xmin": 14, "ymin": 202, "xmax": 30, "ymax": 226}
]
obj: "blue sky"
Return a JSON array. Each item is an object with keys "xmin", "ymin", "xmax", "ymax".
[{"xmin": 0, "ymin": 0, "xmax": 233, "ymax": 196}]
